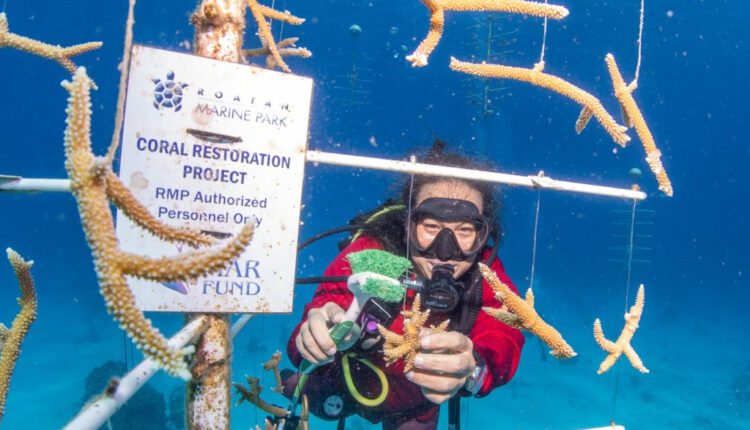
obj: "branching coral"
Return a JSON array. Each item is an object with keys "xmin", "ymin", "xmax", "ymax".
[
  {"xmin": 234, "ymin": 357, "xmax": 311, "ymax": 430},
  {"xmin": 478, "ymin": 263, "xmax": 576, "ymax": 359},
  {"xmin": 246, "ymin": 0, "xmax": 307, "ymax": 72},
  {"xmin": 261, "ymin": 351, "xmax": 284, "ymax": 394},
  {"xmin": 408, "ymin": 0, "xmax": 568, "ymax": 67},
  {"xmin": 604, "ymin": 53, "xmax": 673, "ymax": 196},
  {"xmin": 62, "ymin": 67, "xmax": 256, "ymax": 379},
  {"xmin": 378, "ymin": 294, "xmax": 450, "ymax": 373},
  {"xmin": 233, "ymin": 375, "xmax": 287, "ymax": 417},
  {"xmin": 450, "ymin": 58, "xmax": 631, "ymax": 146},
  {"xmin": 0, "ymin": 13, "xmax": 102, "ymax": 88},
  {"xmin": 243, "ymin": 37, "xmax": 312, "ymax": 70},
  {"xmin": 594, "ymin": 284, "xmax": 649, "ymax": 374},
  {"xmin": 0, "ymin": 249, "xmax": 37, "ymax": 422}
]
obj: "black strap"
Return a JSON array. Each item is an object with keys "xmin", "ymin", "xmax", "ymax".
[
  {"xmin": 448, "ymin": 396, "xmax": 461, "ymax": 430},
  {"xmin": 450, "ymin": 268, "xmax": 484, "ymax": 335}
]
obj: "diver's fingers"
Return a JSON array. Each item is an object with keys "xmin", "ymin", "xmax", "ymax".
[
  {"xmin": 295, "ymin": 332, "xmax": 319, "ymax": 364},
  {"xmin": 420, "ymin": 331, "xmax": 473, "ymax": 354},
  {"xmin": 307, "ymin": 309, "xmax": 337, "ymax": 355},
  {"xmin": 298, "ymin": 323, "xmax": 330, "ymax": 363},
  {"xmin": 413, "ymin": 352, "xmax": 474, "ymax": 377},
  {"xmin": 328, "ymin": 305, "xmax": 346, "ymax": 324},
  {"xmin": 406, "ymin": 370, "xmax": 463, "ymax": 398},
  {"xmin": 419, "ymin": 387, "xmax": 453, "ymax": 405}
]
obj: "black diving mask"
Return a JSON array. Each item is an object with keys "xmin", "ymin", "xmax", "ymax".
[{"xmin": 407, "ymin": 197, "xmax": 491, "ymax": 262}]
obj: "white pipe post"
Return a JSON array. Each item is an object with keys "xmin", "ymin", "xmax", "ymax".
[
  {"xmin": 63, "ymin": 316, "xmax": 209, "ymax": 430},
  {"xmin": 187, "ymin": 1, "xmax": 247, "ymax": 429}
]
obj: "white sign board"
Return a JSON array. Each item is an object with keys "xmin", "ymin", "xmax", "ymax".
[{"xmin": 115, "ymin": 45, "xmax": 312, "ymax": 313}]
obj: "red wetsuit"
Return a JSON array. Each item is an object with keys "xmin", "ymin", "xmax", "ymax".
[{"xmin": 285, "ymin": 236, "xmax": 524, "ymax": 427}]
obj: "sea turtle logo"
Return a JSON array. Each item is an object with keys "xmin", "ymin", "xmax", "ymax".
[{"xmin": 152, "ymin": 71, "xmax": 188, "ymax": 112}]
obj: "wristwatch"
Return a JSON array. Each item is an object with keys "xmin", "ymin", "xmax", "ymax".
[{"xmin": 464, "ymin": 350, "xmax": 487, "ymax": 396}]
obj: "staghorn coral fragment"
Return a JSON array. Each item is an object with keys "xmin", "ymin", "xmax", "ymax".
[
  {"xmin": 104, "ymin": 171, "xmax": 215, "ymax": 248},
  {"xmin": 0, "ymin": 13, "xmax": 102, "ymax": 88},
  {"xmin": 378, "ymin": 294, "xmax": 449, "ymax": 373},
  {"xmin": 593, "ymin": 284, "xmax": 649, "ymax": 374},
  {"xmin": 0, "ymin": 249, "xmax": 38, "ymax": 422},
  {"xmin": 450, "ymin": 58, "xmax": 631, "ymax": 146},
  {"xmin": 605, "ymin": 53, "xmax": 673, "ymax": 196},
  {"xmin": 407, "ymin": 0, "xmax": 443, "ymax": 67},
  {"xmin": 244, "ymin": 37, "xmax": 312, "ymax": 70},
  {"xmin": 246, "ymin": 0, "xmax": 307, "ymax": 72},
  {"xmin": 234, "ymin": 375, "xmax": 287, "ymax": 417},
  {"xmin": 478, "ymin": 263, "xmax": 576, "ymax": 359},
  {"xmin": 408, "ymin": 0, "xmax": 568, "ymax": 67},
  {"xmin": 261, "ymin": 351, "xmax": 284, "ymax": 393},
  {"xmin": 62, "ymin": 67, "xmax": 255, "ymax": 380}
]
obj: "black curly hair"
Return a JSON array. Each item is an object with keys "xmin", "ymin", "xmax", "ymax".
[{"xmin": 347, "ymin": 139, "xmax": 503, "ymax": 255}]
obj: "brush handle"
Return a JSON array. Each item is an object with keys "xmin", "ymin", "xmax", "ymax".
[{"xmin": 298, "ymin": 321, "xmax": 354, "ymax": 375}]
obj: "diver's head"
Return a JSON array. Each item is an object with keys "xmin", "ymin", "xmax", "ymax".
[
  {"xmin": 408, "ymin": 180, "xmax": 489, "ymax": 280},
  {"xmin": 398, "ymin": 140, "xmax": 500, "ymax": 280}
]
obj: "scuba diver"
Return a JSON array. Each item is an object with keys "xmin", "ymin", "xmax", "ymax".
[{"xmin": 281, "ymin": 140, "xmax": 525, "ymax": 430}]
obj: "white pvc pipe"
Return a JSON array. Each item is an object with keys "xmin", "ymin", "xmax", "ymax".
[
  {"xmin": 306, "ymin": 150, "xmax": 646, "ymax": 200},
  {"xmin": 0, "ymin": 176, "xmax": 71, "ymax": 193},
  {"xmin": 0, "ymin": 150, "xmax": 646, "ymax": 200},
  {"xmin": 63, "ymin": 316, "xmax": 208, "ymax": 430},
  {"xmin": 230, "ymin": 313, "xmax": 254, "ymax": 338},
  {"xmin": 63, "ymin": 313, "xmax": 255, "ymax": 430},
  {"xmin": 574, "ymin": 426, "xmax": 625, "ymax": 430}
]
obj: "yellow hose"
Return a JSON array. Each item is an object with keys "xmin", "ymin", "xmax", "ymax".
[{"xmin": 341, "ymin": 353, "xmax": 388, "ymax": 407}]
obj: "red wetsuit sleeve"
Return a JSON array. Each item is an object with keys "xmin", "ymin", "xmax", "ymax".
[
  {"xmin": 468, "ymin": 257, "xmax": 525, "ymax": 397},
  {"xmin": 286, "ymin": 237, "xmax": 384, "ymax": 367}
]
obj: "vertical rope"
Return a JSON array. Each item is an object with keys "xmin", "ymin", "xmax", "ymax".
[
  {"xmin": 624, "ymin": 198, "xmax": 637, "ymax": 312},
  {"xmin": 538, "ymin": 0, "xmax": 549, "ymax": 65},
  {"xmin": 611, "ymin": 198, "xmax": 638, "ymax": 421},
  {"xmin": 105, "ymin": 0, "xmax": 136, "ymax": 163},
  {"xmin": 633, "ymin": 0, "xmax": 645, "ymax": 84},
  {"xmin": 404, "ymin": 161, "xmax": 416, "ymax": 311},
  {"xmin": 528, "ymin": 190, "xmax": 542, "ymax": 290},
  {"xmin": 277, "ymin": 0, "xmax": 287, "ymax": 40},
  {"xmin": 121, "ymin": 331, "xmax": 129, "ymax": 369}
]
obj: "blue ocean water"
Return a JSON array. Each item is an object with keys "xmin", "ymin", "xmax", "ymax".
[{"xmin": 0, "ymin": 0, "xmax": 747, "ymax": 429}]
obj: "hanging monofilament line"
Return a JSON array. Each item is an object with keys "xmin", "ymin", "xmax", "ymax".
[
  {"xmin": 528, "ymin": 189, "xmax": 542, "ymax": 290},
  {"xmin": 633, "ymin": 0, "xmax": 645, "ymax": 84},
  {"xmin": 404, "ymin": 159, "xmax": 416, "ymax": 312},
  {"xmin": 610, "ymin": 197, "xmax": 638, "ymax": 421},
  {"xmin": 623, "ymin": 198, "xmax": 637, "ymax": 311},
  {"xmin": 538, "ymin": 0, "xmax": 549, "ymax": 65},
  {"xmin": 277, "ymin": 0, "xmax": 286, "ymax": 41},
  {"xmin": 121, "ymin": 331, "xmax": 129, "ymax": 369}
]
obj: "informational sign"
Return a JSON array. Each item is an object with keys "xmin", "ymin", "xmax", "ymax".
[{"xmin": 115, "ymin": 45, "xmax": 312, "ymax": 313}]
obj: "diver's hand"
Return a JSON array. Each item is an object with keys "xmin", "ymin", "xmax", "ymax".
[
  {"xmin": 406, "ymin": 331, "xmax": 476, "ymax": 405},
  {"xmin": 296, "ymin": 302, "xmax": 360, "ymax": 366}
]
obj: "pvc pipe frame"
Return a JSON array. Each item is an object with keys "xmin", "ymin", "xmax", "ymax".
[
  {"xmin": 0, "ymin": 150, "xmax": 647, "ymax": 200},
  {"xmin": 575, "ymin": 426, "xmax": 625, "ymax": 430},
  {"xmin": 64, "ymin": 314, "xmax": 254, "ymax": 430}
]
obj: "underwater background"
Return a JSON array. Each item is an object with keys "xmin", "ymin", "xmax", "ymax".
[{"xmin": 0, "ymin": 0, "xmax": 747, "ymax": 429}]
